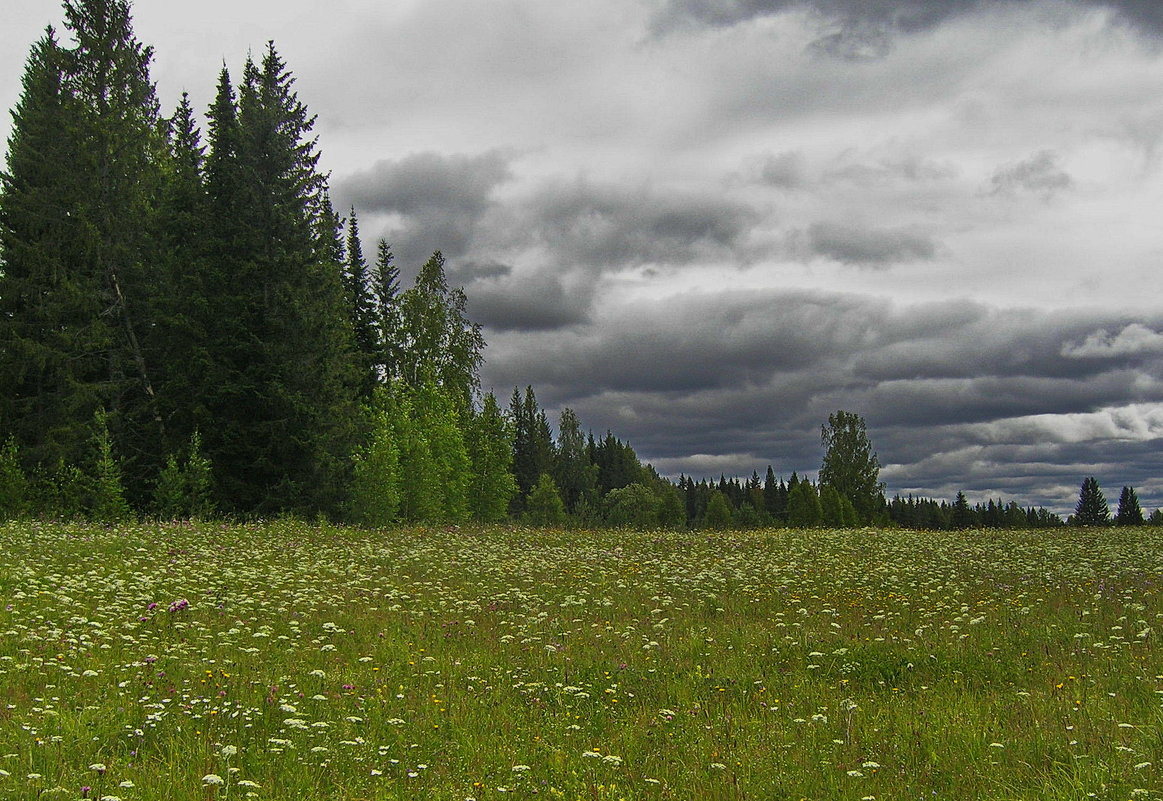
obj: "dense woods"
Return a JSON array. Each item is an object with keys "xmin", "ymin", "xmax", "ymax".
[{"xmin": 0, "ymin": 1, "xmax": 1156, "ymax": 530}]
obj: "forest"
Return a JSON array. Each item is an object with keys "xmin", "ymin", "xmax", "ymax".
[{"xmin": 0, "ymin": 0, "xmax": 1157, "ymax": 532}]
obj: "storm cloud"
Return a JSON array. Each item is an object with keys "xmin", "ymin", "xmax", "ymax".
[
  {"xmin": 336, "ymin": 150, "xmax": 514, "ymax": 268},
  {"xmin": 651, "ymin": 0, "xmax": 1163, "ymax": 38},
  {"xmin": 804, "ymin": 221, "xmax": 938, "ymax": 266}
]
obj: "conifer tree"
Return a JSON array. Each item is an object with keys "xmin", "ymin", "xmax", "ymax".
[
  {"xmin": 195, "ymin": 44, "xmax": 357, "ymax": 515},
  {"xmin": 1073, "ymin": 477, "xmax": 1110, "ymax": 527},
  {"xmin": 787, "ymin": 481, "xmax": 823, "ymax": 527},
  {"xmin": 0, "ymin": 438, "xmax": 30, "ymax": 520},
  {"xmin": 90, "ymin": 410, "xmax": 132, "ymax": 522},
  {"xmin": 1, "ymin": 1, "xmax": 167, "ymax": 496},
  {"xmin": 372, "ymin": 239, "xmax": 401, "ymax": 382},
  {"xmin": 1114, "ymin": 486, "xmax": 1144, "ymax": 526},
  {"xmin": 344, "ymin": 209, "xmax": 379, "ymax": 398}
]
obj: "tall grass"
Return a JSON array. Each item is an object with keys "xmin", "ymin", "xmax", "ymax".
[{"xmin": 0, "ymin": 521, "xmax": 1160, "ymax": 799}]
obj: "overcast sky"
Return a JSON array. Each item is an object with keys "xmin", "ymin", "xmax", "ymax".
[{"xmin": 4, "ymin": 0, "xmax": 1163, "ymax": 514}]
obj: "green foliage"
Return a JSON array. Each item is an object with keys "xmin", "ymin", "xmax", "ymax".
[
  {"xmin": 396, "ymin": 252, "xmax": 484, "ymax": 409},
  {"xmin": 90, "ymin": 410, "xmax": 132, "ymax": 523},
  {"xmin": 524, "ymin": 473, "xmax": 566, "ymax": 527},
  {"xmin": 466, "ymin": 393, "xmax": 518, "ymax": 523},
  {"xmin": 552, "ymin": 407, "xmax": 598, "ymax": 514},
  {"xmin": 786, "ymin": 481, "xmax": 823, "ymax": 527},
  {"xmin": 819, "ymin": 410, "xmax": 885, "ymax": 524},
  {"xmin": 655, "ymin": 483, "xmax": 687, "ymax": 530},
  {"xmin": 413, "ymin": 382, "xmax": 471, "ymax": 523},
  {"xmin": 28, "ymin": 460, "xmax": 87, "ymax": 520},
  {"xmin": 0, "ymin": 438, "xmax": 30, "ymax": 520},
  {"xmin": 349, "ymin": 398, "xmax": 401, "ymax": 527},
  {"xmin": 1074, "ymin": 476, "xmax": 1110, "ymax": 527},
  {"xmin": 603, "ymin": 482, "xmax": 660, "ymax": 528},
  {"xmin": 153, "ymin": 432, "xmax": 216, "ymax": 520},
  {"xmin": 510, "ymin": 386, "xmax": 554, "ymax": 513},
  {"xmin": 702, "ymin": 490, "xmax": 732, "ymax": 530},
  {"xmin": 1114, "ymin": 486, "xmax": 1144, "ymax": 526}
]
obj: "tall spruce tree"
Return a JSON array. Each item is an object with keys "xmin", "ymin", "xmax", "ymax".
[
  {"xmin": 152, "ymin": 92, "xmax": 211, "ymax": 453},
  {"xmin": 1, "ymin": 3, "xmax": 166, "ymax": 494},
  {"xmin": 343, "ymin": 209, "xmax": 379, "ymax": 399},
  {"xmin": 1074, "ymin": 477, "xmax": 1111, "ymax": 527},
  {"xmin": 195, "ymin": 43, "xmax": 357, "ymax": 515},
  {"xmin": 0, "ymin": 29, "xmax": 89, "ymax": 470},
  {"xmin": 372, "ymin": 239, "xmax": 401, "ymax": 383}
]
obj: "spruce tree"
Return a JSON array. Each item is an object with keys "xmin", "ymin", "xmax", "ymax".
[
  {"xmin": 0, "ymin": 437, "xmax": 30, "ymax": 520},
  {"xmin": 372, "ymin": 239, "xmax": 401, "ymax": 382},
  {"xmin": 1, "ymin": 1, "xmax": 168, "ymax": 498},
  {"xmin": 787, "ymin": 481, "xmax": 823, "ymax": 528},
  {"xmin": 1073, "ymin": 477, "xmax": 1110, "ymax": 527},
  {"xmin": 0, "ymin": 29, "xmax": 96, "ymax": 471},
  {"xmin": 951, "ymin": 491, "xmax": 974, "ymax": 529},
  {"xmin": 195, "ymin": 43, "xmax": 357, "ymax": 515},
  {"xmin": 1114, "ymin": 486, "xmax": 1144, "ymax": 526},
  {"xmin": 702, "ymin": 490, "xmax": 733, "ymax": 530},
  {"xmin": 90, "ymin": 409, "xmax": 132, "ymax": 522},
  {"xmin": 343, "ymin": 209, "xmax": 380, "ymax": 399}
]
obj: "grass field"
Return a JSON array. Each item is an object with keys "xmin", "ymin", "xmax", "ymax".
[{"xmin": 0, "ymin": 521, "xmax": 1160, "ymax": 800}]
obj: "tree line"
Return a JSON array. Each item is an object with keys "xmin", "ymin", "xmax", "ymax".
[{"xmin": 0, "ymin": 2, "xmax": 1157, "ymax": 531}]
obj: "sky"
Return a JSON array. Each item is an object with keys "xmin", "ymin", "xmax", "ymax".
[{"xmin": 3, "ymin": 0, "xmax": 1163, "ymax": 515}]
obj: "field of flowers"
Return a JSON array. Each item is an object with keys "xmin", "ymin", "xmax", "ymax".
[{"xmin": 0, "ymin": 521, "xmax": 1160, "ymax": 800}]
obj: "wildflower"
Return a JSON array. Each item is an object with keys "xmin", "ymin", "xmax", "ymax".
[
  {"xmin": 512, "ymin": 765, "xmax": 531, "ymax": 773},
  {"xmin": 202, "ymin": 774, "xmax": 224, "ymax": 785},
  {"xmin": 601, "ymin": 755, "xmax": 623, "ymax": 766},
  {"xmin": 710, "ymin": 763, "xmax": 726, "ymax": 770},
  {"xmin": 220, "ymin": 745, "xmax": 238, "ymax": 757},
  {"xmin": 89, "ymin": 765, "xmax": 107, "ymax": 774}
]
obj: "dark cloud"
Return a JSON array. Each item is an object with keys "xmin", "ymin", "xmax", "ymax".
[
  {"xmin": 741, "ymin": 150, "xmax": 808, "ymax": 188},
  {"xmin": 480, "ymin": 291, "xmax": 1163, "ymax": 513},
  {"xmin": 468, "ymin": 271, "xmax": 593, "ymax": 332},
  {"xmin": 989, "ymin": 150, "xmax": 1073, "ymax": 197},
  {"xmin": 804, "ymin": 221, "xmax": 937, "ymax": 266},
  {"xmin": 335, "ymin": 150, "xmax": 513, "ymax": 268},
  {"xmin": 525, "ymin": 179, "xmax": 760, "ymax": 270},
  {"xmin": 651, "ymin": 1, "xmax": 1163, "ymax": 41}
]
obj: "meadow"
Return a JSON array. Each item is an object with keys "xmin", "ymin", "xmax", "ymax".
[{"xmin": 0, "ymin": 522, "xmax": 1160, "ymax": 800}]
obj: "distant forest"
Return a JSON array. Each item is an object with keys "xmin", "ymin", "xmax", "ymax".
[{"xmin": 0, "ymin": 1, "xmax": 1157, "ymax": 530}]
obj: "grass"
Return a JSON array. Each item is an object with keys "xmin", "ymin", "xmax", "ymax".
[{"xmin": 0, "ymin": 521, "xmax": 1160, "ymax": 800}]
